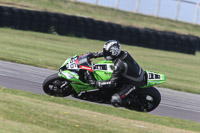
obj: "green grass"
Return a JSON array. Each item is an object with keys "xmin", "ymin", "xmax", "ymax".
[
  {"xmin": 0, "ymin": 28, "xmax": 200, "ymax": 94},
  {"xmin": 1, "ymin": 0, "xmax": 200, "ymax": 36},
  {"xmin": 0, "ymin": 87, "xmax": 200, "ymax": 133}
]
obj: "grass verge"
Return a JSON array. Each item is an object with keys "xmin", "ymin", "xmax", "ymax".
[
  {"xmin": 0, "ymin": 28, "xmax": 200, "ymax": 94},
  {"xmin": 0, "ymin": 87, "xmax": 200, "ymax": 133},
  {"xmin": 0, "ymin": 0, "xmax": 200, "ymax": 36}
]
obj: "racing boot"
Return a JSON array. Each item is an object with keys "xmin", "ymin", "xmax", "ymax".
[
  {"xmin": 110, "ymin": 93, "xmax": 122, "ymax": 107},
  {"xmin": 111, "ymin": 85, "xmax": 136, "ymax": 107}
]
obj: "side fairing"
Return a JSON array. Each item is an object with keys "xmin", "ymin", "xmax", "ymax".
[
  {"xmin": 59, "ymin": 70, "xmax": 95, "ymax": 94},
  {"xmin": 93, "ymin": 60, "xmax": 114, "ymax": 81},
  {"xmin": 59, "ymin": 70, "xmax": 79, "ymax": 82}
]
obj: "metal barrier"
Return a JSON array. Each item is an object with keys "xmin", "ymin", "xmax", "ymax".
[{"xmin": 76, "ymin": 0, "xmax": 200, "ymax": 24}]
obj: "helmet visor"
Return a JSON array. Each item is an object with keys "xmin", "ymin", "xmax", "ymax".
[{"xmin": 103, "ymin": 48, "xmax": 113, "ymax": 60}]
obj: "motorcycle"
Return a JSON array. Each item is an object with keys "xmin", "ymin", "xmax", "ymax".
[{"xmin": 43, "ymin": 54, "xmax": 166, "ymax": 112}]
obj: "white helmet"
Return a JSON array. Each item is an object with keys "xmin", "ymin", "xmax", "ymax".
[{"xmin": 103, "ymin": 40, "xmax": 121, "ymax": 60}]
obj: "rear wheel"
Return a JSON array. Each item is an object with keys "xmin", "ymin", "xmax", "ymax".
[
  {"xmin": 43, "ymin": 73, "xmax": 73, "ymax": 97},
  {"xmin": 128, "ymin": 87, "xmax": 161, "ymax": 112}
]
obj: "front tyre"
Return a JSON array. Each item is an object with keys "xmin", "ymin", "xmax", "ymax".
[
  {"xmin": 129, "ymin": 87, "xmax": 161, "ymax": 112},
  {"xmin": 43, "ymin": 73, "xmax": 73, "ymax": 97}
]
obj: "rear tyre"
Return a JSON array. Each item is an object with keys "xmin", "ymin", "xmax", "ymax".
[
  {"xmin": 43, "ymin": 73, "xmax": 73, "ymax": 97},
  {"xmin": 128, "ymin": 87, "xmax": 161, "ymax": 112}
]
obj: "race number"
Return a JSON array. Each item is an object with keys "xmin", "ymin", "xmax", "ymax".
[{"xmin": 66, "ymin": 57, "xmax": 78, "ymax": 69}]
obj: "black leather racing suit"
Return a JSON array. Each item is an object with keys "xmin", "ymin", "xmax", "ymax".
[{"xmin": 90, "ymin": 50, "xmax": 146, "ymax": 104}]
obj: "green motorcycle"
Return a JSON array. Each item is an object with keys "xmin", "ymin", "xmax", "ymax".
[{"xmin": 43, "ymin": 54, "xmax": 166, "ymax": 112}]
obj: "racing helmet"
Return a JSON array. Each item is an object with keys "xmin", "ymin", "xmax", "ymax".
[{"xmin": 103, "ymin": 40, "xmax": 121, "ymax": 60}]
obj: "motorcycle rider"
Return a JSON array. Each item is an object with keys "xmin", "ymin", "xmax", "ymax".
[{"xmin": 88, "ymin": 40, "xmax": 146, "ymax": 106}]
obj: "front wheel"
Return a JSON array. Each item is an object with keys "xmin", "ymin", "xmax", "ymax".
[
  {"xmin": 128, "ymin": 87, "xmax": 161, "ymax": 112},
  {"xmin": 43, "ymin": 73, "xmax": 73, "ymax": 97}
]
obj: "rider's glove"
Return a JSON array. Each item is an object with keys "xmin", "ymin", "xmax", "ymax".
[
  {"xmin": 88, "ymin": 52, "xmax": 100, "ymax": 59},
  {"xmin": 87, "ymin": 52, "xmax": 94, "ymax": 59}
]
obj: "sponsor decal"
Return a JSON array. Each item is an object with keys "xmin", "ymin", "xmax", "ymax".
[{"xmin": 80, "ymin": 65, "xmax": 93, "ymax": 72}]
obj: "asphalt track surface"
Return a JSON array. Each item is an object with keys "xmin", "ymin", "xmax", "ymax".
[{"xmin": 0, "ymin": 60, "xmax": 200, "ymax": 123}]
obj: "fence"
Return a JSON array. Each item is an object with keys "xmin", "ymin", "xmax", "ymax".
[
  {"xmin": 75, "ymin": 0, "xmax": 200, "ymax": 24},
  {"xmin": 0, "ymin": 6, "xmax": 198, "ymax": 54}
]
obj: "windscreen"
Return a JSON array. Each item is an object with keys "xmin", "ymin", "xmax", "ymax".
[{"xmin": 77, "ymin": 54, "xmax": 90, "ymax": 66}]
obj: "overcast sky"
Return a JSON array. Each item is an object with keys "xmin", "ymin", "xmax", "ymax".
[{"xmin": 77, "ymin": 0, "xmax": 200, "ymax": 24}]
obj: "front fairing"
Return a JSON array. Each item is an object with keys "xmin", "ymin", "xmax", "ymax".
[
  {"xmin": 59, "ymin": 54, "xmax": 96, "ymax": 94},
  {"xmin": 60, "ymin": 55, "xmax": 79, "ymax": 70}
]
